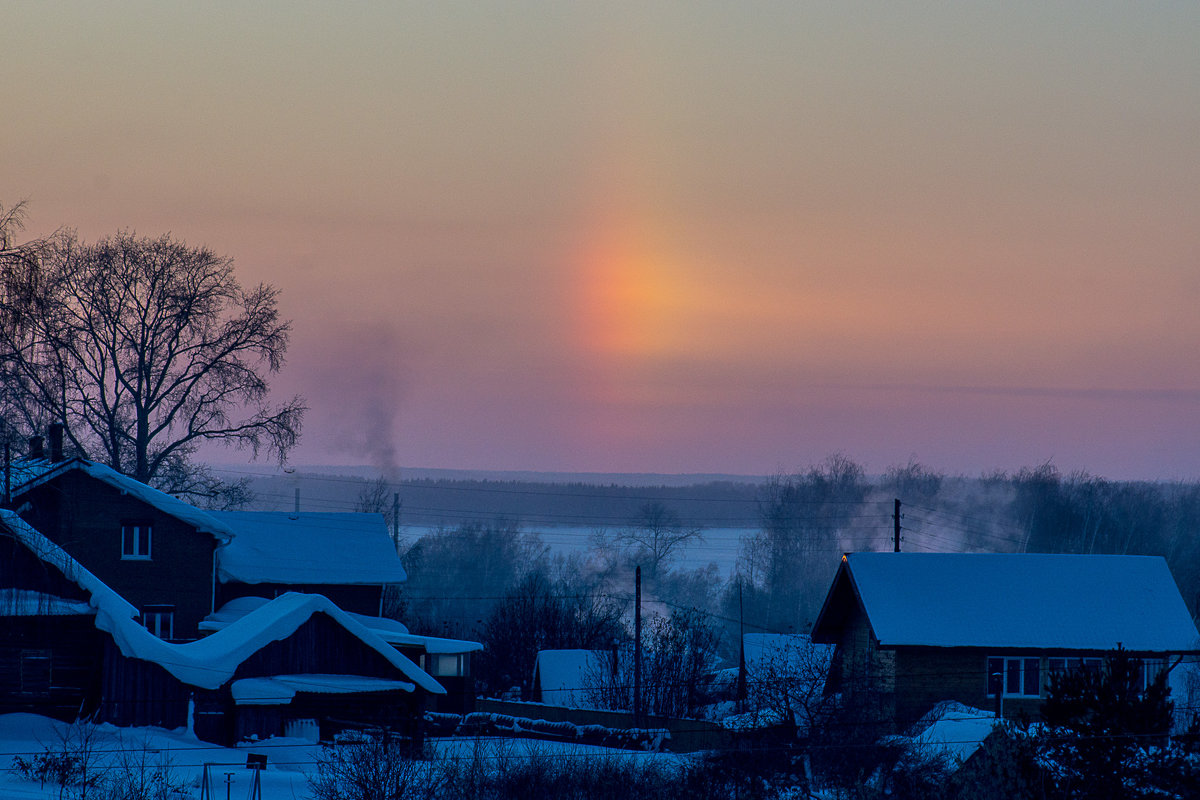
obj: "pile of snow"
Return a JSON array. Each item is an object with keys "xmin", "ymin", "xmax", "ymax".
[{"xmin": 890, "ymin": 702, "xmax": 1000, "ymax": 768}]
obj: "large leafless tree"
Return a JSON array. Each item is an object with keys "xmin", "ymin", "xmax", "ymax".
[
  {"xmin": 614, "ymin": 501, "xmax": 703, "ymax": 578},
  {"xmin": 0, "ymin": 216, "xmax": 304, "ymax": 498}
]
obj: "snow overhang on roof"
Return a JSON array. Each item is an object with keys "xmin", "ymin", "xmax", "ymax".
[
  {"xmin": 101, "ymin": 592, "xmax": 445, "ymax": 695},
  {"xmin": 202, "ymin": 599, "xmax": 483, "ymax": 655},
  {"xmin": 0, "ymin": 510, "xmax": 138, "ymax": 621},
  {"xmin": 833, "ymin": 552, "xmax": 1200, "ymax": 652},
  {"xmin": 211, "ymin": 511, "xmax": 406, "ymax": 585},
  {"xmin": 13, "ymin": 459, "xmax": 235, "ymax": 542}
]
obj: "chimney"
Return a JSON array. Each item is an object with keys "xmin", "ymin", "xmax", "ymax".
[
  {"xmin": 28, "ymin": 435, "xmax": 44, "ymax": 460},
  {"xmin": 48, "ymin": 423, "xmax": 64, "ymax": 462}
]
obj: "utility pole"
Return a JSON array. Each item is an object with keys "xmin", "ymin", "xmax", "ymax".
[
  {"xmin": 392, "ymin": 492, "xmax": 401, "ymax": 548},
  {"xmin": 736, "ymin": 579, "xmax": 747, "ymax": 711},
  {"xmin": 894, "ymin": 498, "xmax": 902, "ymax": 552},
  {"xmin": 634, "ymin": 565, "xmax": 642, "ymax": 726}
]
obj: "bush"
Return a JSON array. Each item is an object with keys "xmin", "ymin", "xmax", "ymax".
[{"xmin": 309, "ymin": 737, "xmax": 435, "ymax": 800}]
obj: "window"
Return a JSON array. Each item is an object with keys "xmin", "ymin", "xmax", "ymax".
[
  {"xmin": 987, "ymin": 656, "xmax": 1040, "ymax": 697},
  {"xmin": 121, "ymin": 523, "xmax": 152, "ymax": 560},
  {"xmin": 1138, "ymin": 659, "xmax": 1166, "ymax": 692},
  {"xmin": 142, "ymin": 606, "xmax": 174, "ymax": 640},
  {"xmin": 19, "ymin": 650, "xmax": 51, "ymax": 695},
  {"xmin": 424, "ymin": 654, "xmax": 466, "ymax": 677}
]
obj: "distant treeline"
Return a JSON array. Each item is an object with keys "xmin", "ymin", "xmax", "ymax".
[{"xmin": 245, "ymin": 473, "xmax": 765, "ymax": 529}]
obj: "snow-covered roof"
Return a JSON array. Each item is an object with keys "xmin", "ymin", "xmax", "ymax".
[
  {"xmin": 0, "ymin": 509, "xmax": 138, "ymax": 621},
  {"xmin": 100, "ymin": 592, "xmax": 445, "ymax": 695},
  {"xmin": 211, "ymin": 511, "xmax": 406, "ymax": 585},
  {"xmin": 814, "ymin": 552, "xmax": 1200, "ymax": 652},
  {"xmin": 533, "ymin": 649, "xmax": 610, "ymax": 708},
  {"xmin": 201, "ymin": 597, "xmax": 482, "ymax": 654},
  {"xmin": 230, "ymin": 674, "xmax": 416, "ymax": 705},
  {"xmin": 13, "ymin": 459, "xmax": 235, "ymax": 541}
]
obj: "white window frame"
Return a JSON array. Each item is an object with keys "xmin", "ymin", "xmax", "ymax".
[
  {"xmin": 121, "ymin": 523, "xmax": 152, "ymax": 560},
  {"xmin": 987, "ymin": 656, "xmax": 1041, "ymax": 698}
]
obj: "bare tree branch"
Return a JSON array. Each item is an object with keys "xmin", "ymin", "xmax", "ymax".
[{"xmin": 0, "ymin": 222, "xmax": 305, "ymax": 492}]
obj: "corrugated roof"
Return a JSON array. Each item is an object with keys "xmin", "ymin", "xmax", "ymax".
[
  {"xmin": 836, "ymin": 552, "xmax": 1199, "ymax": 652},
  {"xmin": 212, "ymin": 511, "xmax": 406, "ymax": 585}
]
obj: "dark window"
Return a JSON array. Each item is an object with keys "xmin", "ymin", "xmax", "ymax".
[
  {"xmin": 988, "ymin": 656, "xmax": 1041, "ymax": 697},
  {"xmin": 142, "ymin": 606, "xmax": 174, "ymax": 640},
  {"xmin": 19, "ymin": 649, "xmax": 51, "ymax": 695},
  {"xmin": 1023, "ymin": 658, "xmax": 1040, "ymax": 696},
  {"xmin": 121, "ymin": 523, "xmax": 152, "ymax": 559}
]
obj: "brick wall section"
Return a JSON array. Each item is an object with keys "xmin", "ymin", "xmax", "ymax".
[
  {"xmin": 17, "ymin": 471, "xmax": 217, "ymax": 640},
  {"xmin": 894, "ymin": 648, "xmax": 989, "ymax": 726}
]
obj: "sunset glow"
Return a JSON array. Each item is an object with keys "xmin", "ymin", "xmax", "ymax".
[{"xmin": 4, "ymin": 3, "xmax": 1199, "ymax": 479}]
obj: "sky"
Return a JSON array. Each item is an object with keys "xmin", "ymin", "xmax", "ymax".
[{"xmin": 4, "ymin": 2, "xmax": 1200, "ymax": 480}]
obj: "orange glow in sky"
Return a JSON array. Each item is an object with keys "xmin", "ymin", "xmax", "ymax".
[{"xmin": 4, "ymin": 3, "xmax": 1200, "ymax": 479}]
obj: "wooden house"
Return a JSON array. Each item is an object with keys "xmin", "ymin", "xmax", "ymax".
[
  {"xmin": 11, "ymin": 457, "xmax": 235, "ymax": 640},
  {"xmin": 0, "ymin": 510, "xmax": 133, "ymax": 720},
  {"xmin": 811, "ymin": 552, "xmax": 1200, "ymax": 730},
  {"xmin": 99, "ymin": 591, "xmax": 446, "ymax": 745},
  {"xmin": 0, "ymin": 510, "xmax": 445, "ymax": 744},
  {"xmin": 201, "ymin": 594, "xmax": 483, "ymax": 715},
  {"xmin": 9, "ymin": 444, "xmax": 482, "ymax": 717},
  {"xmin": 11, "ymin": 458, "xmax": 410, "ymax": 637}
]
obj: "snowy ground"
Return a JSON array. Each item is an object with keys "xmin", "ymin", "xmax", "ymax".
[
  {"xmin": 0, "ymin": 714, "xmax": 687, "ymax": 799},
  {"xmin": 399, "ymin": 524, "xmax": 752, "ymax": 577}
]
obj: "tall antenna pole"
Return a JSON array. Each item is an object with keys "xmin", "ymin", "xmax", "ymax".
[{"xmin": 894, "ymin": 498, "xmax": 902, "ymax": 552}]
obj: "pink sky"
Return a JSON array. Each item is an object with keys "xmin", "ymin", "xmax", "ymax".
[{"xmin": 4, "ymin": 3, "xmax": 1200, "ymax": 479}]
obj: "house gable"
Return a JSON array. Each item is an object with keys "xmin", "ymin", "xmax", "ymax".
[{"xmin": 14, "ymin": 466, "xmax": 218, "ymax": 640}]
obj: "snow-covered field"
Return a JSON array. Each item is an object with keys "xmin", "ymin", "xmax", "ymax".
[
  {"xmin": 0, "ymin": 714, "xmax": 686, "ymax": 799},
  {"xmin": 399, "ymin": 524, "xmax": 753, "ymax": 577}
]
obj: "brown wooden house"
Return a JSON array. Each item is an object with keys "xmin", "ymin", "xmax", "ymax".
[
  {"xmin": 9, "ymin": 445, "xmax": 481, "ymax": 719},
  {"xmin": 11, "ymin": 457, "xmax": 235, "ymax": 640},
  {"xmin": 0, "ymin": 510, "xmax": 133, "ymax": 721},
  {"xmin": 98, "ymin": 591, "xmax": 447, "ymax": 745},
  {"xmin": 811, "ymin": 552, "xmax": 1200, "ymax": 731},
  {"xmin": 0, "ymin": 510, "xmax": 445, "ymax": 745}
]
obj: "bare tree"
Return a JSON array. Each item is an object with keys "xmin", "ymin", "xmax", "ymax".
[
  {"xmin": 744, "ymin": 634, "xmax": 835, "ymax": 735},
  {"xmin": 356, "ymin": 475, "xmax": 399, "ymax": 532},
  {"xmin": 0, "ymin": 200, "xmax": 62, "ymax": 448},
  {"xmin": 614, "ymin": 501, "xmax": 703, "ymax": 578},
  {"xmin": 0, "ymin": 225, "xmax": 304, "ymax": 496}
]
